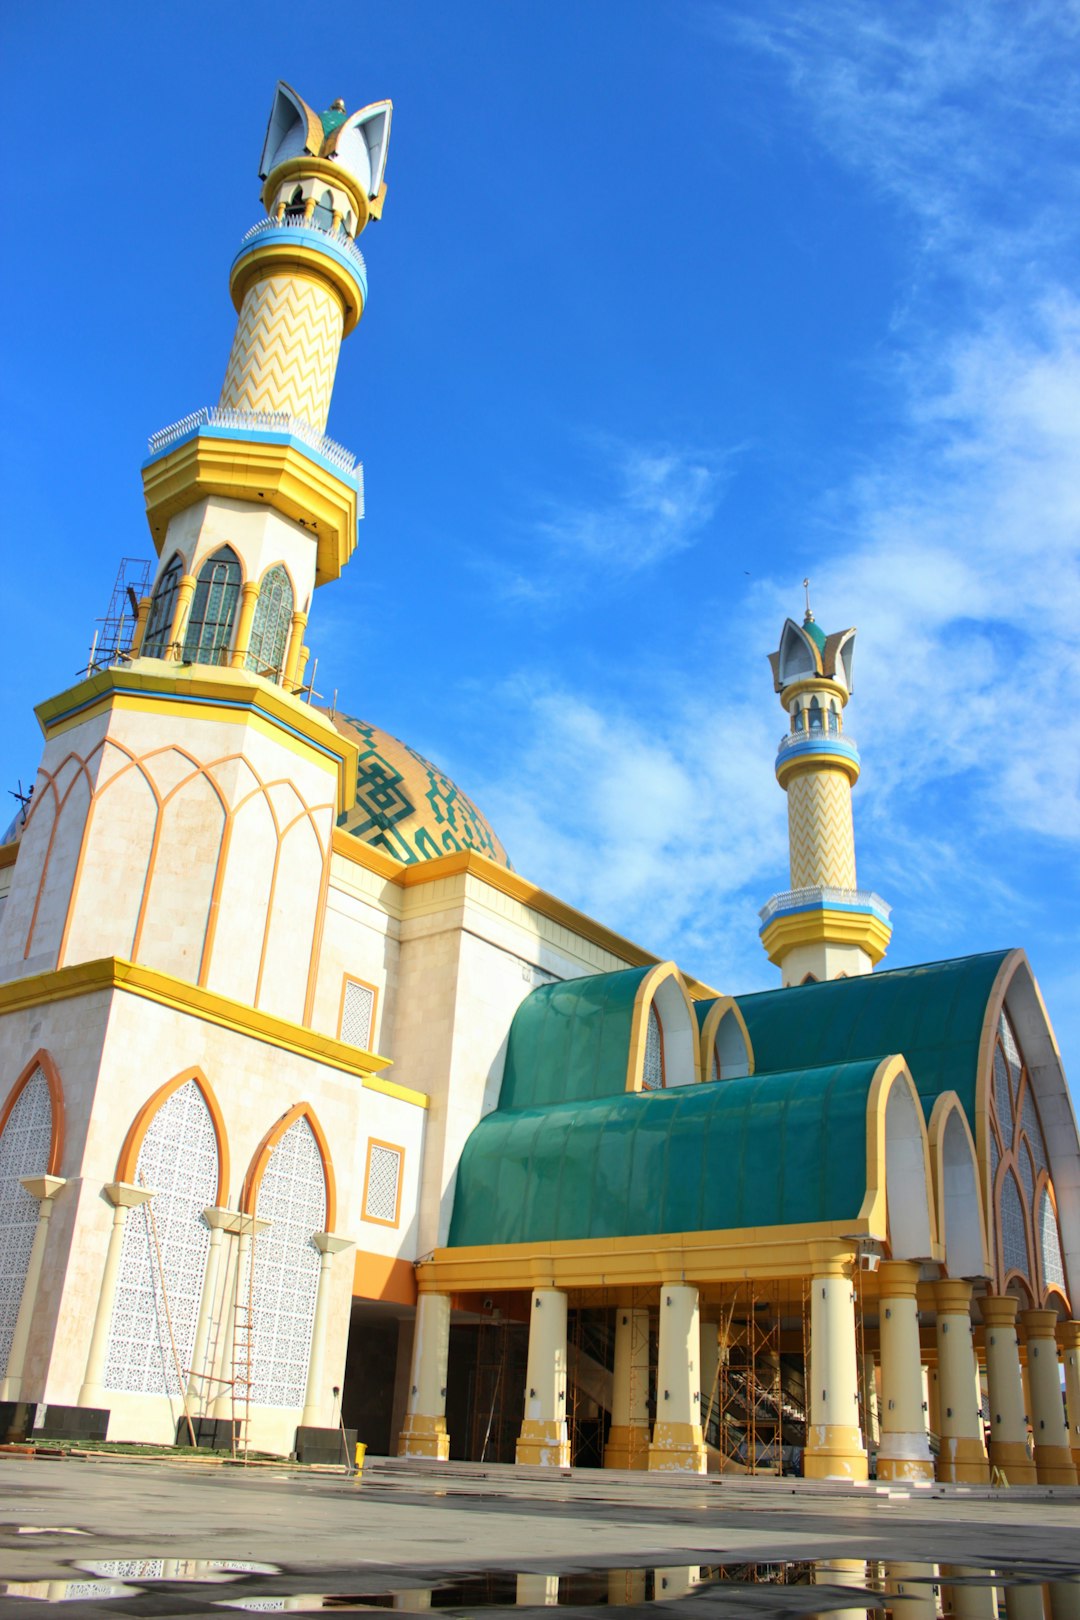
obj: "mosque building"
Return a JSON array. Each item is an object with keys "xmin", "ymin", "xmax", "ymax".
[{"xmin": 0, "ymin": 82, "xmax": 1078, "ymax": 1486}]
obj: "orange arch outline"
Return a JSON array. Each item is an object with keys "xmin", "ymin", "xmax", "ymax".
[
  {"xmin": 241, "ymin": 1101, "xmax": 336, "ymax": 1231},
  {"xmin": 115, "ymin": 1067, "xmax": 229, "ymax": 1206},
  {"xmin": 0, "ymin": 1049, "xmax": 65, "ymax": 1175}
]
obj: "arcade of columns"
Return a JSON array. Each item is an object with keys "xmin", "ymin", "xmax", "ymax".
[{"xmin": 399, "ymin": 1264, "xmax": 1080, "ymax": 1482}]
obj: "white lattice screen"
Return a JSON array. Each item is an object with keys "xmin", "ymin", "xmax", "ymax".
[
  {"xmin": 1039, "ymin": 1189, "xmax": 1066, "ymax": 1290},
  {"xmin": 642, "ymin": 1005, "xmax": 664, "ymax": 1090},
  {"xmin": 364, "ymin": 1143, "xmax": 402, "ymax": 1224},
  {"xmin": 104, "ymin": 1080, "xmax": 218, "ymax": 1395},
  {"xmin": 340, "ymin": 980, "xmax": 375, "ymax": 1049},
  {"xmin": 247, "ymin": 1117, "xmax": 325, "ymax": 1409},
  {"xmin": 0, "ymin": 1069, "xmax": 52, "ymax": 1375}
]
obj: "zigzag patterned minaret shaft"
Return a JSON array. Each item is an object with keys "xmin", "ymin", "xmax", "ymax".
[{"xmin": 220, "ymin": 274, "xmax": 344, "ymax": 430}]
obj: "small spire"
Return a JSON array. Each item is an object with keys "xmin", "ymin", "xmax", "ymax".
[
  {"xmin": 330, "ymin": 98, "xmax": 346, "ymax": 112},
  {"xmin": 803, "ymin": 577, "xmax": 814, "ymax": 622}
]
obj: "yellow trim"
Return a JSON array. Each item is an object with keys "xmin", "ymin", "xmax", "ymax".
[
  {"xmin": 0, "ymin": 957, "xmax": 429, "ymax": 1109},
  {"xmin": 229, "ymin": 239, "xmax": 363, "ymax": 337},
  {"xmin": 776, "ymin": 749, "xmax": 861, "ymax": 790},
  {"xmin": 760, "ymin": 906, "xmax": 892, "ymax": 966},
  {"xmin": 35, "ymin": 664, "xmax": 358, "ymax": 817},
  {"xmin": 779, "ymin": 676, "xmax": 849, "ymax": 708},
  {"xmin": 261, "ymin": 156, "xmax": 370, "ymax": 234},
  {"xmin": 328, "ymin": 833, "xmax": 721, "ymax": 999},
  {"xmin": 698, "ymin": 995, "xmax": 755, "ymax": 1080},
  {"xmin": 626, "ymin": 962, "xmax": 701, "ymax": 1090},
  {"xmin": 926, "ymin": 1090, "xmax": 991, "ymax": 1278},
  {"xmin": 141, "ymin": 436, "xmax": 358, "ymax": 587},
  {"xmin": 860, "ymin": 1055, "xmax": 943, "ymax": 1260},
  {"xmin": 0, "ymin": 842, "xmax": 18, "ymax": 871}
]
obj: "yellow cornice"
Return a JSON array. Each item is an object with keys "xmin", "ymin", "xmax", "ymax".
[
  {"xmin": 760, "ymin": 906, "xmax": 892, "ymax": 966},
  {"xmin": 0, "ymin": 956, "xmax": 429, "ymax": 1108},
  {"xmin": 776, "ymin": 749, "xmax": 861, "ymax": 789},
  {"xmin": 328, "ymin": 834, "xmax": 720, "ymax": 999},
  {"xmin": 141, "ymin": 436, "xmax": 358, "ymax": 586},
  {"xmin": 0, "ymin": 842, "xmax": 17, "ymax": 871},
  {"xmin": 261, "ymin": 156, "xmax": 370, "ymax": 232},
  {"xmin": 36, "ymin": 664, "xmax": 359, "ymax": 817},
  {"xmin": 229, "ymin": 238, "xmax": 364, "ymax": 336},
  {"xmin": 780, "ymin": 677, "xmax": 849, "ymax": 709},
  {"xmin": 415, "ymin": 1219, "xmax": 875, "ymax": 1293}
]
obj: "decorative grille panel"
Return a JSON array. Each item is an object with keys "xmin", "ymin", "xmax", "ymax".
[
  {"xmin": 1020, "ymin": 1086, "xmax": 1048, "ymax": 1173},
  {"xmin": 710, "ymin": 1047, "xmax": 719, "ymax": 1083},
  {"xmin": 992, "ymin": 1044, "xmax": 1013, "ymax": 1140},
  {"xmin": 0, "ymin": 1069, "xmax": 52, "ymax": 1374},
  {"xmin": 1000, "ymin": 1171, "xmax": 1029, "ymax": 1279},
  {"xmin": 364, "ymin": 1144, "xmax": 402, "ymax": 1224},
  {"xmin": 246, "ymin": 565, "xmax": 294, "ymax": 681},
  {"xmin": 104, "ymin": 1081, "xmax": 218, "ymax": 1395},
  {"xmin": 340, "ymin": 980, "xmax": 375, "ymax": 1049},
  {"xmin": 642, "ymin": 1006, "xmax": 663, "ymax": 1091},
  {"xmin": 247, "ymin": 1117, "xmax": 325, "ymax": 1409},
  {"xmin": 999, "ymin": 1010, "xmax": 1023, "ymax": 1094},
  {"xmin": 1038, "ymin": 1189, "xmax": 1066, "ymax": 1290},
  {"xmin": 1017, "ymin": 1139, "xmax": 1036, "ymax": 1204}
]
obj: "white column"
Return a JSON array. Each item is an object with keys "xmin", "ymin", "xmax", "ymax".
[
  {"xmin": 187, "ymin": 1208, "xmax": 231, "ymax": 1408},
  {"xmin": 940, "ymin": 1568, "xmax": 998, "ymax": 1619},
  {"xmin": 0, "ymin": 1176, "xmax": 65, "ymax": 1401},
  {"xmin": 517, "ymin": 1287, "xmax": 570, "ymax": 1466},
  {"xmin": 933, "ymin": 1279, "xmax": 989, "ymax": 1483},
  {"xmin": 981, "ymin": 1296, "xmax": 1036, "ymax": 1484},
  {"xmin": 1059, "ymin": 1322, "xmax": 1080, "ymax": 1473},
  {"xmin": 803, "ymin": 1266, "xmax": 868, "ymax": 1481},
  {"xmin": 700, "ymin": 1316, "xmax": 721, "ymax": 1426},
  {"xmin": 1021, "ymin": 1309, "xmax": 1078, "ymax": 1485},
  {"xmin": 211, "ymin": 1214, "xmax": 269, "ymax": 1421},
  {"xmin": 515, "ymin": 1575, "xmax": 560, "ymax": 1606},
  {"xmin": 648, "ymin": 1283, "xmax": 706, "ymax": 1473},
  {"xmin": 78, "ymin": 1182, "xmax": 154, "ymax": 1408},
  {"xmin": 876, "ymin": 1261, "xmax": 934, "ymax": 1482},
  {"xmin": 398, "ymin": 1292, "xmax": 452, "ymax": 1458},
  {"xmin": 882, "ymin": 1563, "xmax": 938, "ymax": 1619},
  {"xmin": 603, "ymin": 1304, "xmax": 650, "ymax": 1469},
  {"xmin": 301, "ymin": 1233, "xmax": 355, "ymax": 1428}
]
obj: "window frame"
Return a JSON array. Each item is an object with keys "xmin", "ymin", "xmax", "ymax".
[
  {"xmin": 361, "ymin": 1136, "xmax": 405, "ymax": 1229},
  {"xmin": 337, "ymin": 973, "xmax": 379, "ymax": 1051}
]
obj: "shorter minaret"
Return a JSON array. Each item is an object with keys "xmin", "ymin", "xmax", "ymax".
[{"xmin": 759, "ymin": 592, "xmax": 891, "ymax": 985}]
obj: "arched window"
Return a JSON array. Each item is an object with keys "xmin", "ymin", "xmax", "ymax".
[
  {"xmin": 792, "ymin": 705, "xmax": 805, "ymax": 733},
  {"xmin": 809, "ymin": 697, "xmax": 823, "ymax": 732},
  {"xmin": 312, "ymin": 188, "xmax": 335, "ymax": 230},
  {"xmin": 1039, "ymin": 1187, "xmax": 1066, "ymax": 1292},
  {"xmin": 246, "ymin": 565, "xmax": 294, "ymax": 681},
  {"xmin": 1000, "ymin": 1171, "xmax": 1028, "ymax": 1277},
  {"xmin": 641, "ymin": 1004, "xmax": 664, "ymax": 1090},
  {"xmin": 245, "ymin": 1113, "xmax": 327, "ymax": 1408},
  {"xmin": 827, "ymin": 702, "xmax": 839, "ymax": 735},
  {"xmin": 182, "ymin": 547, "xmax": 241, "ymax": 666},
  {"xmin": 285, "ymin": 184, "xmax": 305, "ymax": 221},
  {"xmin": 0, "ymin": 1066, "xmax": 53, "ymax": 1376},
  {"xmin": 104, "ymin": 1078, "xmax": 219, "ymax": 1395},
  {"xmin": 141, "ymin": 554, "xmax": 183, "ymax": 659}
]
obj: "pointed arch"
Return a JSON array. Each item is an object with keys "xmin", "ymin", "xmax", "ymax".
[
  {"xmin": 141, "ymin": 551, "xmax": 184, "ymax": 659},
  {"xmin": 626, "ymin": 963, "xmax": 700, "ymax": 1091},
  {"xmin": 115, "ymin": 1067, "xmax": 229, "ymax": 1206},
  {"xmin": 862, "ymin": 1056, "xmax": 939, "ymax": 1261},
  {"xmin": 699, "ymin": 996, "xmax": 754, "ymax": 1082},
  {"xmin": 927, "ymin": 1091, "xmax": 989, "ymax": 1279},
  {"xmin": 0, "ymin": 1050, "xmax": 64, "ymax": 1175},
  {"xmin": 241, "ymin": 1100, "xmax": 336, "ymax": 1231},
  {"xmin": 777, "ymin": 617, "xmax": 822, "ymax": 685}
]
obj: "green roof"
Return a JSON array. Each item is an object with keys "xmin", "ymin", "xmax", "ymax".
[
  {"xmin": 448, "ymin": 1058, "xmax": 883, "ymax": 1247},
  {"xmin": 731, "ymin": 951, "xmax": 1011, "ymax": 1124},
  {"xmin": 803, "ymin": 614, "xmax": 827, "ymax": 654},
  {"xmin": 498, "ymin": 966, "xmax": 653, "ymax": 1111}
]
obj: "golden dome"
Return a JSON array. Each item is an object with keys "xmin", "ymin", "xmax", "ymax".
[{"xmin": 329, "ymin": 713, "xmax": 511, "ymax": 869}]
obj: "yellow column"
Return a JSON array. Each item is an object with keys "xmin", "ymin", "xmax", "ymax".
[
  {"xmin": 398, "ymin": 1292, "xmax": 452, "ymax": 1459},
  {"xmin": 882, "ymin": 1564, "xmax": 938, "ymax": 1619},
  {"xmin": 516, "ymin": 1288, "xmax": 570, "ymax": 1467},
  {"xmin": 981, "ymin": 1296, "xmax": 1037, "ymax": 1483},
  {"xmin": 700, "ymin": 1316, "xmax": 721, "ymax": 1425},
  {"xmin": 229, "ymin": 580, "xmax": 261, "ymax": 669},
  {"xmin": 0, "ymin": 1176, "xmax": 65, "ymax": 1401},
  {"xmin": 604, "ymin": 1305, "xmax": 650, "ymax": 1469},
  {"xmin": 167, "ymin": 574, "xmax": 198, "ymax": 659},
  {"xmin": 861, "ymin": 1352, "xmax": 881, "ymax": 1446},
  {"xmin": 940, "ymin": 1569, "xmax": 998, "ymax": 1618},
  {"xmin": 803, "ymin": 1268, "xmax": 868, "ymax": 1481},
  {"xmin": 926, "ymin": 1363, "xmax": 941, "ymax": 1443},
  {"xmin": 655, "ymin": 1569, "xmax": 701, "ymax": 1600},
  {"xmin": 78, "ymin": 1182, "xmax": 154, "ymax": 1407},
  {"xmin": 934, "ymin": 1280, "xmax": 989, "ymax": 1483},
  {"xmin": 301, "ymin": 1233, "xmax": 354, "ymax": 1429},
  {"xmin": 283, "ymin": 611, "xmax": 309, "ymax": 690},
  {"xmin": 1058, "ymin": 1322, "xmax": 1080, "ymax": 1472},
  {"xmin": 129, "ymin": 595, "xmax": 151, "ymax": 658},
  {"xmin": 1021, "ymin": 1309, "xmax": 1078, "ymax": 1485},
  {"xmin": 188, "ymin": 1208, "xmax": 230, "ymax": 1408},
  {"xmin": 812, "ymin": 1560, "xmax": 872, "ymax": 1620},
  {"xmin": 648, "ymin": 1284, "xmax": 707, "ymax": 1473},
  {"xmin": 876, "ymin": 1261, "xmax": 934, "ymax": 1482},
  {"xmin": 1005, "ymin": 1586, "xmax": 1051, "ymax": 1620}
]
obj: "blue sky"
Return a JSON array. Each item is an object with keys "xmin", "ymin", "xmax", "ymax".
[{"xmin": 2, "ymin": 2, "xmax": 1079, "ymax": 1087}]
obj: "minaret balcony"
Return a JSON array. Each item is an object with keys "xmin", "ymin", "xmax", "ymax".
[
  {"xmin": 230, "ymin": 216, "xmax": 369, "ymax": 334},
  {"xmin": 759, "ymin": 886, "xmax": 892, "ymax": 929},
  {"xmin": 758, "ymin": 885, "xmax": 893, "ymax": 970},
  {"xmin": 775, "ymin": 727, "xmax": 860, "ymax": 786}
]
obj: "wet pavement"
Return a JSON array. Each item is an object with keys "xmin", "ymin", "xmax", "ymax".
[{"xmin": 0, "ymin": 1455, "xmax": 1077, "ymax": 1615}]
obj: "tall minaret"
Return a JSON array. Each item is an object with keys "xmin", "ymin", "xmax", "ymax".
[{"xmin": 759, "ymin": 597, "xmax": 891, "ymax": 985}]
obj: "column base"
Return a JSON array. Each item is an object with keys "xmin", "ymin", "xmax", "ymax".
[
  {"xmin": 987, "ymin": 1439, "xmax": 1037, "ymax": 1484},
  {"xmin": 603, "ymin": 1423, "xmax": 650, "ymax": 1470},
  {"xmin": 647, "ymin": 1421, "xmax": 707, "ymax": 1474},
  {"xmin": 876, "ymin": 1436, "xmax": 935, "ymax": 1483},
  {"xmin": 1032, "ymin": 1443, "xmax": 1079, "ymax": 1486},
  {"xmin": 936, "ymin": 1436, "xmax": 990, "ymax": 1484},
  {"xmin": 803, "ymin": 1423, "xmax": 869, "ymax": 1482},
  {"xmin": 516, "ymin": 1419, "xmax": 570, "ymax": 1467},
  {"xmin": 397, "ymin": 1412, "xmax": 450, "ymax": 1460}
]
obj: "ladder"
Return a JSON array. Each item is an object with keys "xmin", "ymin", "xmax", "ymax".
[{"xmin": 230, "ymin": 1217, "xmax": 259, "ymax": 1461}]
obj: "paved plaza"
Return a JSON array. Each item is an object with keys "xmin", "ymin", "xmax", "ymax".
[{"xmin": 0, "ymin": 1456, "xmax": 1078, "ymax": 1614}]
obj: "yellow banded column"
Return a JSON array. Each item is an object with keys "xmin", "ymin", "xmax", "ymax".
[
  {"xmin": 981, "ymin": 1296, "xmax": 1037, "ymax": 1484},
  {"xmin": 648, "ymin": 1284, "xmax": 706, "ymax": 1473},
  {"xmin": 398, "ymin": 1292, "xmax": 452, "ymax": 1459},
  {"xmin": 1021, "ymin": 1310, "xmax": 1078, "ymax": 1485},
  {"xmin": 167, "ymin": 574, "xmax": 198, "ymax": 659},
  {"xmin": 1059, "ymin": 1322, "xmax": 1080, "ymax": 1472},
  {"xmin": 933, "ymin": 1280, "xmax": 989, "ymax": 1484},
  {"xmin": 0, "ymin": 1176, "xmax": 66, "ymax": 1401},
  {"xmin": 229, "ymin": 580, "xmax": 261, "ymax": 669},
  {"xmin": 283, "ymin": 611, "xmax": 309, "ymax": 691},
  {"xmin": 517, "ymin": 1288, "xmax": 570, "ymax": 1466},
  {"xmin": 78, "ymin": 1183, "xmax": 154, "ymax": 1408},
  {"xmin": 129, "ymin": 595, "xmax": 151, "ymax": 658},
  {"xmin": 876, "ymin": 1262, "xmax": 934, "ymax": 1482},
  {"xmin": 940, "ymin": 1569, "xmax": 998, "ymax": 1619},
  {"xmin": 804, "ymin": 1267, "xmax": 868, "ymax": 1481},
  {"xmin": 604, "ymin": 1305, "xmax": 650, "ymax": 1469}
]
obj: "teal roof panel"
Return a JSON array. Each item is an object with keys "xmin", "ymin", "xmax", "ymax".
[{"xmin": 498, "ymin": 966, "xmax": 654, "ymax": 1111}]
